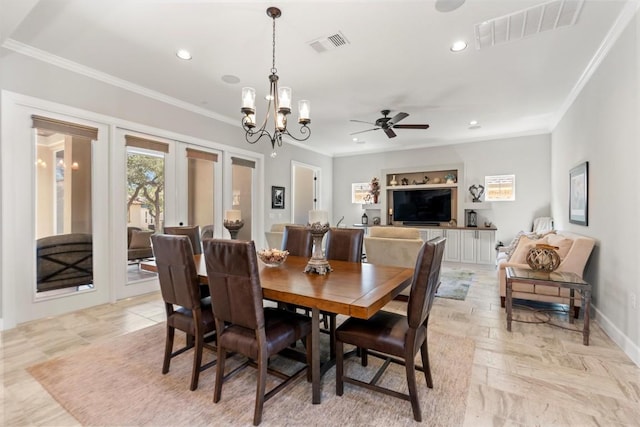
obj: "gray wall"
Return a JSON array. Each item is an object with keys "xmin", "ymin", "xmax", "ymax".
[
  {"xmin": 332, "ymin": 133, "xmax": 552, "ymax": 245},
  {"xmin": 0, "ymin": 47, "xmax": 333, "ymax": 320},
  {"xmin": 551, "ymin": 11, "xmax": 639, "ymax": 362}
]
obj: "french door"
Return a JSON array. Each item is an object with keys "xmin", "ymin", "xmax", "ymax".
[{"xmin": 113, "ymin": 129, "xmax": 223, "ymax": 300}]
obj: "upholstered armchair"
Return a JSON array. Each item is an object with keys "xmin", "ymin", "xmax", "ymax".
[
  {"xmin": 127, "ymin": 227, "xmax": 154, "ymax": 262},
  {"xmin": 264, "ymin": 223, "xmax": 292, "ymax": 249},
  {"xmin": 364, "ymin": 227, "xmax": 424, "ymax": 298}
]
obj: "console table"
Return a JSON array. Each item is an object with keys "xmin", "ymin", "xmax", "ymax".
[{"xmin": 505, "ymin": 267, "xmax": 592, "ymax": 345}]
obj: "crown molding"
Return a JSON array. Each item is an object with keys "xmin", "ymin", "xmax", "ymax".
[
  {"xmin": 550, "ymin": 0, "xmax": 640, "ymax": 131},
  {"xmin": 2, "ymin": 38, "xmax": 239, "ymax": 128}
]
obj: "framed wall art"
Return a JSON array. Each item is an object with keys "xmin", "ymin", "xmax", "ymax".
[
  {"xmin": 569, "ymin": 161, "xmax": 588, "ymax": 226},
  {"xmin": 271, "ymin": 186, "xmax": 285, "ymax": 209}
]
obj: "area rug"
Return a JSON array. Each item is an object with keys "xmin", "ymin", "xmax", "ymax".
[
  {"xmin": 435, "ymin": 268, "xmax": 474, "ymax": 301},
  {"xmin": 28, "ymin": 322, "xmax": 474, "ymax": 426}
]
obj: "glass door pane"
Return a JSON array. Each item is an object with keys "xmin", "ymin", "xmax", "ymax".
[
  {"xmin": 188, "ymin": 156, "xmax": 215, "ymax": 233},
  {"xmin": 35, "ymin": 131, "xmax": 94, "ymax": 296},
  {"xmin": 126, "ymin": 147, "xmax": 164, "ymax": 283},
  {"xmin": 231, "ymin": 160, "xmax": 254, "ymax": 241}
]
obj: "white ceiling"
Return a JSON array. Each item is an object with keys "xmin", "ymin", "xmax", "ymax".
[{"xmin": 1, "ymin": 0, "xmax": 631, "ymax": 156}]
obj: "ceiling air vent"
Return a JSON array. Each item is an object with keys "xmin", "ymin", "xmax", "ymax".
[
  {"xmin": 308, "ymin": 31, "xmax": 350, "ymax": 53},
  {"xmin": 474, "ymin": 0, "xmax": 584, "ymax": 50}
]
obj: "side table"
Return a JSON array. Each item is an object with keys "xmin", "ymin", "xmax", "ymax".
[{"xmin": 505, "ymin": 267, "xmax": 592, "ymax": 345}]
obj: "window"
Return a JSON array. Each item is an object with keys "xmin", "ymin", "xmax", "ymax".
[{"xmin": 484, "ymin": 174, "xmax": 515, "ymax": 201}]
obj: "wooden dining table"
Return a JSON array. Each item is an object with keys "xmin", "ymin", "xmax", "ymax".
[{"xmin": 141, "ymin": 254, "xmax": 414, "ymax": 404}]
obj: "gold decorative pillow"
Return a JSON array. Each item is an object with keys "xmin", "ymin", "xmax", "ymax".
[{"xmin": 129, "ymin": 230, "xmax": 153, "ymax": 249}]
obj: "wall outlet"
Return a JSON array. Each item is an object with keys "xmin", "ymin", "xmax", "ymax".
[{"xmin": 631, "ymin": 292, "xmax": 637, "ymax": 310}]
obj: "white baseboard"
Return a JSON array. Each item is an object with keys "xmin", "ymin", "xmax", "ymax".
[{"xmin": 594, "ymin": 305, "xmax": 640, "ymax": 368}]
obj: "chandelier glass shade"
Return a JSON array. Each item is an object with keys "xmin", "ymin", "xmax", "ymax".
[{"xmin": 241, "ymin": 7, "xmax": 311, "ymax": 156}]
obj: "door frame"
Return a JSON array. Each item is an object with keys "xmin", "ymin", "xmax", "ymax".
[{"xmin": 1, "ymin": 91, "xmax": 112, "ymax": 329}]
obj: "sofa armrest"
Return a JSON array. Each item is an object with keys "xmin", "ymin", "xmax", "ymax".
[{"xmin": 498, "ymin": 261, "xmax": 530, "ymax": 296}]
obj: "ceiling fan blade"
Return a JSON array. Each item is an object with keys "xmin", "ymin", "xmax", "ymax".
[
  {"xmin": 393, "ymin": 124, "xmax": 430, "ymax": 129},
  {"xmin": 387, "ymin": 112, "xmax": 409, "ymax": 126},
  {"xmin": 384, "ymin": 128, "xmax": 397, "ymax": 138},
  {"xmin": 349, "ymin": 119, "xmax": 376, "ymax": 125},
  {"xmin": 349, "ymin": 128, "xmax": 380, "ymax": 135}
]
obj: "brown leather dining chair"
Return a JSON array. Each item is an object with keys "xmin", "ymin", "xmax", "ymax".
[
  {"xmin": 323, "ymin": 227, "xmax": 365, "ymax": 356},
  {"xmin": 203, "ymin": 238, "xmax": 312, "ymax": 426},
  {"xmin": 325, "ymin": 227, "xmax": 364, "ymax": 262},
  {"xmin": 281, "ymin": 225, "xmax": 313, "ymax": 257},
  {"xmin": 151, "ymin": 234, "xmax": 217, "ymax": 391},
  {"xmin": 164, "ymin": 225, "xmax": 202, "ymax": 254},
  {"xmin": 335, "ymin": 237, "xmax": 446, "ymax": 422}
]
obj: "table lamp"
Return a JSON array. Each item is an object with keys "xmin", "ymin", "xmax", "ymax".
[
  {"xmin": 304, "ymin": 209, "xmax": 332, "ymax": 275},
  {"xmin": 223, "ymin": 209, "xmax": 244, "ymax": 240}
]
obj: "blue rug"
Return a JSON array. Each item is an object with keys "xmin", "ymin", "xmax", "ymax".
[{"xmin": 435, "ymin": 269, "xmax": 474, "ymax": 301}]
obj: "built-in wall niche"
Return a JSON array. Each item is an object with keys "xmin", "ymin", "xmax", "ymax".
[{"xmin": 382, "ymin": 164, "xmax": 464, "ymax": 227}]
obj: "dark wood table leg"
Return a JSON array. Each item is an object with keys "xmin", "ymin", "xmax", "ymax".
[
  {"xmin": 506, "ymin": 279, "xmax": 513, "ymax": 332},
  {"xmin": 312, "ymin": 307, "xmax": 321, "ymax": 404},
  {"xmin": 569, "ymin": 288, "xmax": 575, "ymax": 324},
  {"xmin": 583, "ymin": 289, "xmax": 591, "ymax": 346}
]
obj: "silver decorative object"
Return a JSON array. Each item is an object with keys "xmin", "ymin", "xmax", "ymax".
[
  {"xmin": 469, "ymin": 184, "xmax": 485, "ymax": 202},
  {"xmin": 223, "ymin": 219, "xmax": 244, "ymax": 240},
  {"xmin": 304, "ymin": 222, "xmax": 332, "ymax": 275}
]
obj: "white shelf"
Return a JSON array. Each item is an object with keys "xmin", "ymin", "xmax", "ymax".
[
  {"xmin": 362, "ymin": 203, "xmax": 382, "ymax": 209},
  {"xmin": 386, "ymin": 183, "xmax": 458, "ymax": 190},
  {"xmin": 463, "ymin": 202, "xmax": 492, "ymax": 210}
]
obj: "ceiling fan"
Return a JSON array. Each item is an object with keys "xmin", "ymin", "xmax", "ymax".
[{"xmin": 350, "ymin": 110, "xmax": 430, "ymax": 139}]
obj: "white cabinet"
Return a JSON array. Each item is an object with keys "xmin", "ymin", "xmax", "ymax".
[
  {"xmin": 420, "ymin": 228, "xmax": 460, "ymax": 262},
  {"xmin": 461, "ymin": 229, "xmax": 495, "ymax": 264}
]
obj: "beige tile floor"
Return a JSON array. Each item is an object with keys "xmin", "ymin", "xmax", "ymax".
[{"xmin": 2, "ymin": 263, "xmax": 639, "ymax": 426}]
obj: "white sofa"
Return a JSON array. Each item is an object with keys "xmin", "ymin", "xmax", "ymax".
[
  {"xmin": 364, "ymin": 226, "xmax": 424, "ymax": 298},
  {"xmin": 497, "ymin": 230, "xmax": 595, "ymax": 315}
]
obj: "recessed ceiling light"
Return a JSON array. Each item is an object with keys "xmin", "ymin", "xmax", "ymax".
[
  {"xmin": 221, "ymin": 75, "xmax": 240, "ymax": 84},
  {"xmin": 176, "ymin": 49, "xmax": 192, "ymax": 60},
  {"xmin": 435, "ymin": 0, "xmax": 466, "ymax": 13},
  {"xmin": 265, "ymin": 94, "xmax": 274, "ymax": 101},
  {"xmin": 450, "ymin": 40, "xmax": 467, "ymax": 52},
  {"xmin": 469, "ymin": 120, "xmax": 478, "ymax": 126}
]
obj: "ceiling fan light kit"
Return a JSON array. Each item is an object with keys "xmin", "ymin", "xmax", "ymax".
[
  {"xmin": 350, "ymin": 109, "xmax": 430, "ymax": 139},
  {"xmin": 241, "ymin": 7, "xmax": 311, "ymax": 157}
]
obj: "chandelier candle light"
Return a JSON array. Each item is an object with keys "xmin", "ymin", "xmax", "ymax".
[
  {"xmin": 304, "ymin": 210, "xmax": 332, "ymax": 275},
  {"xmin": 241, "ymin": 7, "xmax": 311, "ymax": 158},
  {"xmin": 223, "ymin": 209, "xmax": 244, "ymax": 240}
]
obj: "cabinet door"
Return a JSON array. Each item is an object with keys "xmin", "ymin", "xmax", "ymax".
[
  {"xmin": 427, "ymin": 229, "xmax": 444, "ymax": 240},
  {"xmin": 461, "ymin": 230, "xmax": 477, "ymax": 263},
  {"xmin": 443, "ymin": 229, "xmax": 460, "ymax": 262},
  {"xmin": 476, "ymin": 230, "xmax": 495, "ymax": 264}
]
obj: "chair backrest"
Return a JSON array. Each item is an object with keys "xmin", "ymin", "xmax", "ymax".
[
  {"xmin": 325, "ymin": 228, "xmax": 364, "ymax": 262},
  {"xmin": 164, "ymin": 225, "xmax": 202, "ymax": 255},
  {"xmin": 406, "ymin": 237, "xmax": 446, "ymax": 329},
  {"xmin": 151, "ymin": 234, "xmax": 200, "ymax": 310},
  {"xmin": 200, "ymin": 224, "xmax": 214, "ymax": 240},
  {"xmin": 282, "ymin": 225, "xmax": 313, "ymax": 257},
  {"xmin": 203, "ymin": 239, "xmax": 265, "ymax": 330}
]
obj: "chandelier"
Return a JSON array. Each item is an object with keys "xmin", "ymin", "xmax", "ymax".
[{"xmin": 241, "ymin": 7, "xmax": 311, "ymax": 157}]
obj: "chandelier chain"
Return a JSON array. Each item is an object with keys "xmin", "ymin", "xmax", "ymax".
[{"xmin": 271, "ymin": 14, "xmax": 277, "ymax": 74}]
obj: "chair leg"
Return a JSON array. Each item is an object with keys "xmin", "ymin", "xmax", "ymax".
[
  {"xmin": 213, "ymin": 346, "xmax": 227, "ymax": 403},
  {"xmin": 253, "ymin": 353, "xmax": 268, "ymax": 426},
  {"xmin": 420, "ymin": 339, "xmax": 433, "ymax": 388},
  {"xmin": 405, "ymin": 353, "xmax": 422, "ymax": 422},
  {"xmin": 162, "ymin": 325, "xmax": 175, "ymax": 374},
  {"xmin": 336, "ymin": 339, "xmax": 344, "ymax": 396},
  {"xmin": 189, "ymin": 332, "xmax": 204, "ymax": 391}
]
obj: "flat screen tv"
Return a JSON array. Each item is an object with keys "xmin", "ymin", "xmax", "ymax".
[{"xmin": 393, "ymin": 188, "xmax": 452, "ymax": 224}]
